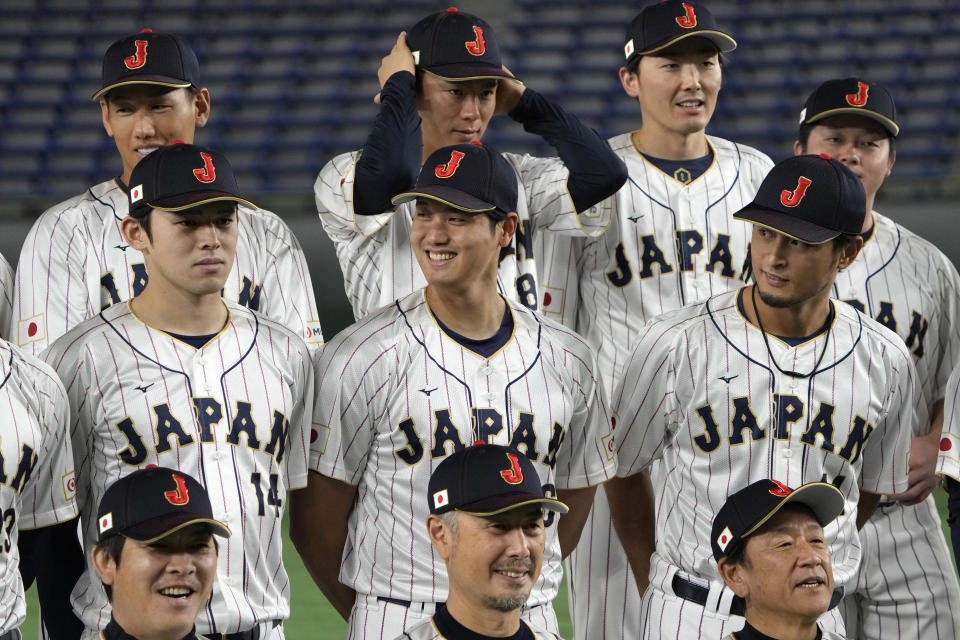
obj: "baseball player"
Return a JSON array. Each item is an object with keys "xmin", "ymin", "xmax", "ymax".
[
  {"xmin": 713, "ymin": 480, "xmax": 847, "ymax": 640},
  {"xmin": 292, "ymin": 142, "xmax": 615, "ymax": 640},
  {"xmin": 91, "ymin": 468, "xmax": 231, "ymax": 640},
  {"xmin": 42, "ymin": 143, "xmax": 314, "ymax": 640},
  {"xmin": 795, "ymin": 77, "xmax": 960, "ymax": 638},
  {"xmin": 562, "ymin": 3, "xmax": 775, "ymax": 639},
  {"xmin": 605, "ymin": 154, "xmax": 920, "ymax": 639},
  {"xmin": 12, "ymin": 29, "xmax": 322, "ymax": 356},
  {"xmin": 940, "ymin": 365, "xmax": 960, "ymax": 576},
  {"xmin": 399, "ymin": 444, "xmax": 567, "ymax": 640},
  {"xmin": 0, "ymin": 335, "xmax": 80, "ymax": 639},
  {"xmin": 314, "ymin": 7, "xmax": 627, "ymax": 321}
]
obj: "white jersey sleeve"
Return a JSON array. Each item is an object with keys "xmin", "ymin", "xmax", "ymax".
[
  {"xmin": 12, "ymin": 190, "xmax": 107, "ymax": 355},
  {"xmin": 938, "ymin": 365, "xmax": 960, "ymax": 480}
]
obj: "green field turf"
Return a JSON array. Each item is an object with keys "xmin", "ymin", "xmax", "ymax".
[{"xmin": 21, "ymin": 488, "xmax": 956, "ymax": 639}]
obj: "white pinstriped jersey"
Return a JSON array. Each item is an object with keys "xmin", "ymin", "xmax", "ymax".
[
  {"xmin": 0, "ymin": 342, "xmax": 77, "ymax": 634},
  {"xmin": 613, "ymin": 289, "xmax": 917, "ymax": 589},
  {"xmin": 565, "ymin": 134, "xmax": 771, "ymax": 640},
  {"xmin": 0, "ymin": 254, "xmax": 13, "ymax": 342},
  {"xmin": 12, "ymin": 179, "xmax": 322, "ymax": 355},
  {"xmin": 311, "ymin": 289, "xmax": 616, "ymax": 609},
  {"xmin": 577, "ymin": 134, "xmax": 774, "ymax": 388},
  {"xmin": 42, "ymin": 301, "xmax": 313, "ymax": 636},
  {"xmin": 400, "ymin": 618, "xmax": 563, "ymax": 640},
  {"xmin": 723, "ymin": 630, "xmax": 845, "ymax": 640},
  {"xmin": 315, "ymin": 151, "xmax": 609, "ymax": 320},
  {"xmin": 834, "ymin": 211, "xmax": 960, "ymax": 416},
  {"xmin": 938, "ymin": 366, "xmax": 960, "ymax": 479}
]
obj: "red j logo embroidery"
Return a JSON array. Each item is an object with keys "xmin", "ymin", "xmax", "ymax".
[
  {"xmin": 193, "ymin": 153, "xmax": 217, "ymax": 183},
  {"xmin": 676, "ymin": 3, "xmax": 698, "ymax": 28},
  {"xmin": 164, "ymin": 474, "xmax": 191, "ymax": 505},
  {"xmin": 845, "ymin": 81, "xmax": 869, "ymax": 107},
  {"xmin": 500, "ymin": 453, "xmax": 524, "ymax": 485},
  {"xmin": 768, "ymin": 479, "xmax": 793, "ymax": 497},
  {"xmin": 124, "ymin": 40, "xmax": 148, "ymax": 69},
  {"xmin": 434, "ymin": 150, "xmax": 465, "ymax": 178},
  {"xmin": 465, "ymin": 26, "xmax": 486, "ymax": 56},
  {"xmin": 780, "ymin": 176, "xmax": 812, "ymax": 207}
]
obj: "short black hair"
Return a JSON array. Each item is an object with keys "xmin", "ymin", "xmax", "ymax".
[
  {"xmin": 95, "ymin": 535, "xmax": 127, "ymax": 601},
  {"xmin": 721, "ymin": 539, "xmax": 750, "ymax": 568},
  {"xmin": 796, "ymin": 123, "xmax": 896, "ymax": 156},
  {"xmin": 834, "ymin": 232, "xmax": 861, "ymax": 254}
]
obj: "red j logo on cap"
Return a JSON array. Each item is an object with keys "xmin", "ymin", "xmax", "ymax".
[
  {"xmin": 164, "ymin": 474, "xmax": 191, "ymax": 506},
  {"xmin": 676, "ymin": 3, "xmax": 698, "ymax": 28},
  {"xmin": 435, "ymin": 150, "xmax": 465, "ymax": 178},
  {"xmin": 124, "ymin": 40, "xmax": 149, "ymax": 70},
  {"xmin": 500, "ymin": 453, "xmax": 524, "ymax": 485},
  {"xmin": 465, "ymin": 26, "xmax": 486, "ymax": 56},
  {"xmin": 193, "ymin": 153, "xmax": 217, "ymax": 183},
  {"xmin": 845, "ymin": 81, "xmax": 869, "ymax": 107},
  {"xmin": 768, "ymin": 479, "xmax": 793, "ymax": 497},
  {"xmin": 780, "ymin": 176, "xmax": 812, "ymax": 207}
]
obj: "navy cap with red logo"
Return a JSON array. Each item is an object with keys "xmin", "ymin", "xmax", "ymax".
[
  {"xmin": 733, "ymin": 154, "xmax": 866, "ymax": 244},
  {"xmin": 711, "ymin": 479, "xmax": 844, "ymax": 562},
  {"xmin": 428, "ymin": 444, "xmax": 569, "ymax": 516},
  {"xmin": 97, "ymin": 467, "xmax": 231, "ymax": 543},
  {"xmin": 624, "ymin": 0, "xmax": 736, "ymax": 64},
  {"xmin": 128, "ymin": 142, "xmax": 256, "ymax": 217},
  {"xmin": 799, "ymin": 77, "xmax": 899, "ymax": 137},
  {"xmin": 93, "ymin": 29, "xmax": 201, "ymax": 100},
  {"xmin": 407, "ymin": 7, "xmax": 514, "ymax": 81},
  {"xmin": 392, "ymin": 141, "xmax": 518, "ymax": 217}
]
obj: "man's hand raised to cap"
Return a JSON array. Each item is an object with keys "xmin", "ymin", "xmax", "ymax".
[
  {"xmin": 375, "ymin": 32, "xmax": 416, "ymax": 104},
  {"xmin": 494, "ymin": 65, "xmax": 526, "ymax": 115}
]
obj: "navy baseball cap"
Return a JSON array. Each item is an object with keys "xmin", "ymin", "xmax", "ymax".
[
  {"xmin": 128, "ymin": 142, "xmax": 256, "ymax": 216},
  {"xmin": 799, "ymin": 77, "xmax": 899, "ymax": 137},
  {"xmin": 93, "ymin": 29, "xmax": 201, "ymax": 100},
  {"xmin": 711, "ymin": 479, "xmax": 844, "ymax": 562},
  {"xmin": 97, "ymin": 467, "xmax": 231, "ymax": 543},
  {"xmin": 734, "ymin": 154, "xmax": 866, "ymax": 244},
  {"xmin": 428, "ymin": 444, "xmax": 568, "ymax": 516},
  {"xmin": 624, "ymin": 0, "xmax": 736, "ymax": 64},
  {"xmin": 392, "ymin": 142, "xmax": 518, "ymax": 216},
  {"xmin": 407, "ymin": 7, "xmax": 514, "ymax": 81}
]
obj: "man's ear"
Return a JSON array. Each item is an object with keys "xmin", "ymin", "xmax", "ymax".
[
  {"xmin": 101, "ymin": 98, "xmax": 115, "ymax": 138},
  {"xmin": 717, "ymin": 557, "xmax": 750, "ymax": 599},
  {"xmin": 91, "ymin": 543, "xmax": 118, "ymax": 587},
  {"xmin": 619, "ymin": 65, "xmax": 641, "ymax": 98},
  {"xmin": 498, "ymin": 212, "xmax": 519, "ymax": 248},
  {"xmin": 122, "ymin": 215, "xmax": 150, "ymax": 251},
  {"xmin": 426, "ymin": 514, "xmax": 455, "ymax": 561},
  {"xmin": 193, "ymin": 88, "xmax": 211, "ymax": 129}
]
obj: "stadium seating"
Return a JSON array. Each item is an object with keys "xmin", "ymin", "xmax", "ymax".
[{"xmin": 0, "ymin": 0, "xmax": 957, "ymax": 198}]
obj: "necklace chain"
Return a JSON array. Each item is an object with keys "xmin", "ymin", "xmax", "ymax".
[{"xmin": 750, "ymin": 286, "xmax": 833, "ymax": 379}]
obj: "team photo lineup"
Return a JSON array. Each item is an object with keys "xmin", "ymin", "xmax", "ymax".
[{"xmin": 2, "ymin": 1, "xmax": 960, "ymax": 639}]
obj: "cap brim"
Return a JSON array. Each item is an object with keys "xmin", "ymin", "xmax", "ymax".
[
  {"xmin": 147, "ymin": 193, "xmax": 257, "ymax": 213},
  {"xmin": 804, "ymin": 108, "xmax": 900, "ymax": 137},
  {"xmin": 392, "ymin": 187, "xmax": 496, "ymax": 213},
  {"xmin": 734, "ymin": 206, "xmax": 838, "ymax": 245},
  {"xmin": 92, "ymin": 77, "xmax": 193, "ymax": 100},
  {"xmin": 639, "ymin": 31, "xmax": 738, "ymax": 56},
  {"xmin": 421, "ymin": 66, "xmax": 518, "ymax": 83},
  {"xmin": 742, "ymin": 482, "xmax": 845, "ymax": 539},
  {"xmin": 459, "ymin": 495, "xmax": 570, "ymax": 516},
  {"xmin": 115, "ymin": 514, "xmax": 232, "ymax": 543}
]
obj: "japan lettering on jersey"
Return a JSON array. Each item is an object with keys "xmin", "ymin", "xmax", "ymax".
[
  {"xmin": 13, "ymin": 179, "xmax": 323, "ymax": 355},
  {"xmin": 42, "ymin": 302, "xmax": 313, "ymax": 636},
  {"xmin": 613, "ymin": 289, "xmax": 917, "ymax": 588},
  {"xmin": 0, "ymin": 342, "xmax": 77, "ymax": 631},
  {"xmin": 311, "ymin": 290, "xmax": 616, "ymax": 605},
  {"xmin": 314, "ymin": 151, "xmax": 609, "ymax": 320},
  {"xmin": 833, "ymin": 212, "xmax": 960, "ymax": 414},
  {"xmin": 578, "ymin": 135, "xmax": 774, "ymax": 389}
]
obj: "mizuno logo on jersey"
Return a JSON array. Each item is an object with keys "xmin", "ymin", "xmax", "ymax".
[
  {"xmin": 692, "ymin": 395, "xmax": 875, "ymax": 464},
  {"xmin": 419, "ymin": 387, "xmax": 438, "ymax": 396},
  {"xmin": 718, "ymin": 374, "xmax": 738, "ymax": 384},
  {"xmin": 112, "ymin": 400, "xmax": 290, "ymax": 466},
  {"xmin": 135, "ymin": 383, "xmax": 155, "ymax": 393},
  {"xmin": 394, "ymin": 409, "xmax": 566, "ymax": 470}
]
